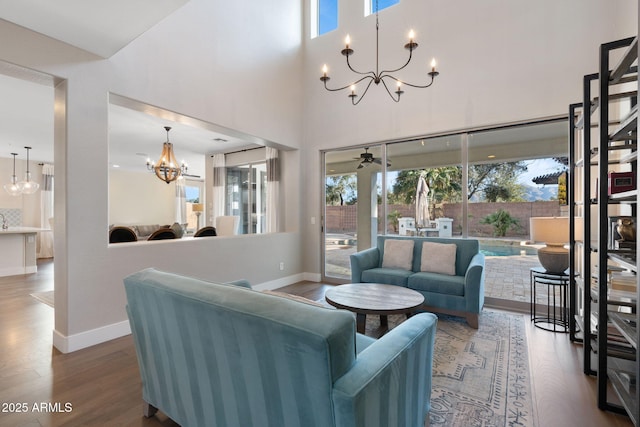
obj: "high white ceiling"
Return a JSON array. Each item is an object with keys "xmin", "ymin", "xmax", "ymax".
[
  {"xmin": 0, "ymin": 0, "xmax": 190, "ymax": 58},
  {"xmin": 0, "ymin": 0, "xmax": 266, "ymax": 179}
]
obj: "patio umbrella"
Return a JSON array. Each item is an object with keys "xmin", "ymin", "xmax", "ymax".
[{"xmin": 416, "ymin": 176, "xmax": 430, "ymax": 228}]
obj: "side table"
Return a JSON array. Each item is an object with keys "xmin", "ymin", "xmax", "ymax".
[{"xmin": 530, "ymin": 267, "xmax": 574, "ymax": 333}]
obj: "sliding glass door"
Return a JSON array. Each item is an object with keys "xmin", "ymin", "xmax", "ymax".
[
  {"xmin": 321, "ymin": 119, "xmax": 568, "ymax": 307},
  {"xmin": 226, "ymin": 162, "xmax": 266, "ymax": 234},
  {"xmin": 323, "ymin": 146, "xmax": 383, "ymax": 282}
]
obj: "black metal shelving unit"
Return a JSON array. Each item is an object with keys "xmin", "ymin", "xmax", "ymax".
[
  {"xmin": 570, "ymin": 36, "xmax": 639, "ymax": 424},
  {"xmin": 597, "ymin": 36, "xmax": 638, "ymax": 422}
]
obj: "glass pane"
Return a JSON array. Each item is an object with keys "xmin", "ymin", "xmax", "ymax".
[
  {"xmin": 318, "ymin": 0, "xmax": 338, "ymax": 35},
  {"xmin": 185, "ymin": 183, "xmax": 201, "ymax": 231},
  {"xmin": 386, "ymin": 136, "xmax": 463, "ymax": 238},
  {"xmin": 226, "ymin": 166, "xmax": 248, "ymax": 234},
  {"xmin": 225, "ymin": 163, "xmax": 266, "ymax": 235},
  {"xmin": 372, "ymin": 0, "xmax": 399, "ymax": 13},
  {"xmin": 467, "ymin": 121, "xmax": 568, "ymax": 304},
  {"xmin": 324, "ymin": 146, "xmax": 383, "ymax": 280}
]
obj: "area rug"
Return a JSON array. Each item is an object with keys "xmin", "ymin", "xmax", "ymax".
[
  {"xmin": 30, "ymin": 290, "xmax": 54, "ymax": 308},
  {"xmin": 366, "ymin": 311, "xmax": 536, "ymax": 427}
]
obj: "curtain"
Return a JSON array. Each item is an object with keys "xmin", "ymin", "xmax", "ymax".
[
  {"xmin": 266, "ymin": 147, "xmax": 279, "ymax": 233},
  {"xmin": 212, "ymin": 154, "xmax": 226, "ymax": 226},
  {"xmin": 175, "ymin": 178, "xmax": 186, "ymax": 225},
  {"xmin": 38, "ymin": 164, "xmax": 54, "ymax": 258}
]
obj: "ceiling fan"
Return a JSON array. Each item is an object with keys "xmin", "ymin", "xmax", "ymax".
[{"xmin": 354, "ymin": 147, "xmax": 391, "ymax": 169}]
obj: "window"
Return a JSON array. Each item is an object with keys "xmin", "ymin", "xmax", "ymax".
[
  {"xmin": 226, "ymin": 163, "xmax": 267, "ymax": 234},
  {"xmin": 184, "ymin": 182, "xmax": 202, "ymax": 231},
  {"xmin": 368, "ymin": 0, "xmax": 399, "ymax": 15},
  {"xmin": 312, "ymin": 0, "xmax": 338, "ymax": 38}
]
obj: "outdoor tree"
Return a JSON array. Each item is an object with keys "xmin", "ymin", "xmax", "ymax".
[
  {"xmin": 389, "ymin": 161, "xmax": 527, "ymax": 206},
  {"xmin": 468, "ymin": 161, "xmax": 528, "ymax": 202},
  {"xmin": 326, "ymin": 175, "xmax": 357, "ymax": 206},
  {"xmin": 390, "ymin": 168, "xmax": 462, "ymax": 205}
]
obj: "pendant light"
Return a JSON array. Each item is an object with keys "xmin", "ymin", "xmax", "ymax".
[
  {"xmin": 146, "ymin": 127, "xmax": 187, "ymax": 184},
  {"xmin": 3, "ymin": 153, "xmax": 21, "ymax": 196},
  {"xmin": 16, "ymin": 146, "xmax": 39, "ymax": 194}
]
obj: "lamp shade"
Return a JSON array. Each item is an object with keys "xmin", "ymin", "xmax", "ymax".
[
  {"xmin": 530, "ymin": 217, "xmax": 569, "ymax": 245},
  {"xmin": 192, "ymin": 203, "xmax": 204, "ymax": 213}
]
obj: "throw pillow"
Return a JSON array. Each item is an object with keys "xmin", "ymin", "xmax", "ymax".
[
  {"xmin": 381, "ymin": 239, "xmax": 415, "ymax": 270},
  {"xmin": 170, "ymin": 222, "xmax": 184, "ymax": 238},
  {"xmin": 421, "ymin": 241, "xmax": 457, "ymax": 275}
]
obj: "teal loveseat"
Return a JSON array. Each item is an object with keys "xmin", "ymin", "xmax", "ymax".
[
  {"xmin": 351, "ymin": 235, "xmax": 485, "ymax": 328},
  {"xmin": 124, "ymin": 268, "xmax": 438, "ymax": 427}
]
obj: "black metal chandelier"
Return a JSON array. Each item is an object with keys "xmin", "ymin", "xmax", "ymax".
[{"xmin": 320, "ymin": 0, "xmax": 439, "ymax": 105}]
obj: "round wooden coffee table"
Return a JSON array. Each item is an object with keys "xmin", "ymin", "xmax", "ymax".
[{"xmin": 325, "ymin": 283, "xmax": 425, "ymax": 334}]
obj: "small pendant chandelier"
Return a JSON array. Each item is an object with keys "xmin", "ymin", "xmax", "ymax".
[
  {"xmin": 320, "ymin": 0, "xmax": 439, "ymax": 105},
  {"xmin": 4, "ymin": 152, "xmax": 21, "ymax": 196},
  {"xmin": 146, "ymin": 126, "xmax": 187, "ymax": 184},
  {"xmin": 16, "ymin": 147, "xmax": 39, "ymax": 195}
]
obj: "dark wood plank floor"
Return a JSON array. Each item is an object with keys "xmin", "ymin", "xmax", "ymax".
[{"xmin": 0, "ymin": 261, "xmax": 633, "ymax": 426}]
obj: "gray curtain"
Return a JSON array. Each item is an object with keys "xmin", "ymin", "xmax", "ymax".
[
  {"xmin": 266, "ymin": 147, "xmax": 279, "ymax": 233},
  {"xmin": 212, "ymin": 154, "xmax": 226, "ymax": 225}
]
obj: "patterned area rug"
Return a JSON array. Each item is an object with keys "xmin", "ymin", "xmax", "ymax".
[{"xmin": 365, "ymin": 311, "xmax": 536, "ymax": 427}]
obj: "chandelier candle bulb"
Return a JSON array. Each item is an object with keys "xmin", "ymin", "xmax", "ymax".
[
  {"xmin": 431, "ymin": 58, "xmax": 437, "ymax": 72},
  {"xmin": 345, "ymin": 34, "xmax": 350, "ymax": 49}
]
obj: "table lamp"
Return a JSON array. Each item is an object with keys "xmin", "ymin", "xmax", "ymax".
[
  {"xmin": 192, "ymin": 203, "xmax": 204, "ymax": 230},
  {"xmin": 530, "ymin": 217, "xmax": 569, "ymax": 274}
]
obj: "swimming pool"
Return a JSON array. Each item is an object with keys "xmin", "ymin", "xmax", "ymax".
[{"xmin": 480, "ymin": 244, "xmax": 537, "ymax": 256}]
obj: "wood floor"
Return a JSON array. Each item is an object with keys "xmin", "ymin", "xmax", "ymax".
[{"xmin": 0, "ymin": 260, "xmax": 633, "ymax": 427}]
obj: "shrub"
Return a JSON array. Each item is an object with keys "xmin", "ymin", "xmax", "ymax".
[{"xmin": 480, "ymin": 209, "xmax": 520, "ymax": 237}]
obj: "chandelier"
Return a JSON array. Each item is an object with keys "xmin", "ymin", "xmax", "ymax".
[
  {"xmin": 146, "ymin": 126, "xmax": 187, "ymax": 184},
  {"xmin": 320, "ymin": 0, "xmax": 439, "ymax": 105}
]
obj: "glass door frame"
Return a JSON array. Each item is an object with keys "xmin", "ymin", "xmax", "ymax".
[{"xmin": 320, "ymin": 116, "xmax": 568, "ymax": 297}]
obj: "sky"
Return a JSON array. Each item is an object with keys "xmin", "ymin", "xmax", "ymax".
[
  {"xmin": 319, "ymin": 0, "xmax": 400, "ymax": 35},
  {"xmin": 518, "ymin": 158, "xmax": 564, "ymax": 186}
]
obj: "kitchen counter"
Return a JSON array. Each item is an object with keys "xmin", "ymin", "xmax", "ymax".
[{"xmin": 0, "ymin": 227, "xmax": 45, "ymax": 276}]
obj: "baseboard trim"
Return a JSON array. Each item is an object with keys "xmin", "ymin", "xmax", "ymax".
[
  {"xmin": 252, "ymin": 273, "xmax": 306, "ymax": 291},
  {"xmin": 52, "ymin": 320, "xmax": 132, "ymax": 354},
  {"xmin": 303, "ymin": 272, "xmax": 321, "ymax": 282},
  {"xmin": 0, "ymin": 266, "xmax": 32, "ymax": 276}
]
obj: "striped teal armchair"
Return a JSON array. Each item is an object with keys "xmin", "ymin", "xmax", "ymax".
[{"xmin": 124, "ymin": 268, "xmax": 437, "ymax": 427}]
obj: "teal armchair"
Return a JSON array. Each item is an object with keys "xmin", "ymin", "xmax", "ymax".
[{"xmin": 124, "ymin": 268, "xmax": 437, "ymax": 427}]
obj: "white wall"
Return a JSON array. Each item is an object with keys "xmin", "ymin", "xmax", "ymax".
[
  {"xmin": 0, "ymin": 0, "xmax": 304, "ymax": 352},
  {"xmin": 300, "ymin": 0, "xmax": 638, "ymax": 275},
  {"xmin": 109, "ymin": 169, "xmax": 176, "ymax": 226}
]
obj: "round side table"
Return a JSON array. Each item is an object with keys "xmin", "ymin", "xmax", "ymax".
[{"xmin": 530, "ymin": 267, "xmax": 574, "ymax": 333}]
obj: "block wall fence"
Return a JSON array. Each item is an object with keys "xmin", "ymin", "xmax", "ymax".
[{"xmin": 325, "ymin": 201, "xmax": 561, "ymax": 238}]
